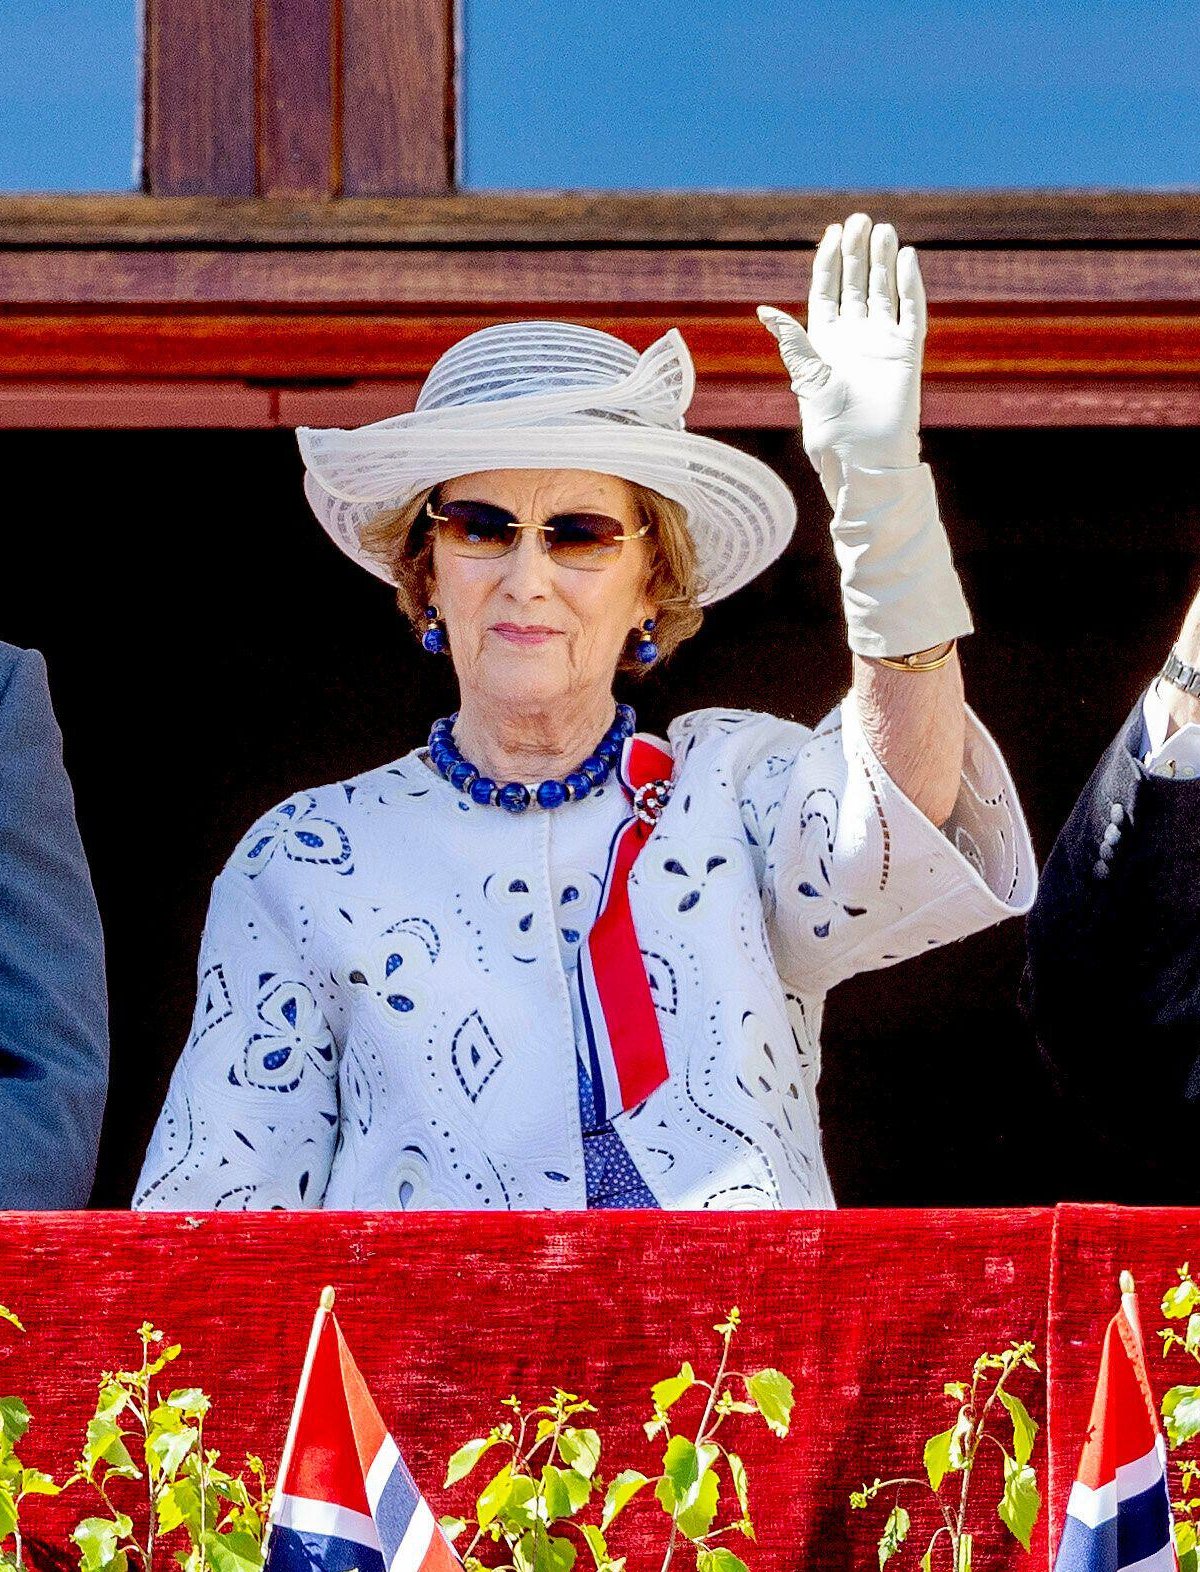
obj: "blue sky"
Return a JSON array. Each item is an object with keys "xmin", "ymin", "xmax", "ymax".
[
  {"xmin": 462, "ymin": 0, "xmax": 1200, "ymax": 189},
  {"xmin": 1, "ymin": 0, "xmax": 139, "ymax": 191},
  {"xmin": 4, "ymin": 0, "xmax": 1199, "ymax": 192}
]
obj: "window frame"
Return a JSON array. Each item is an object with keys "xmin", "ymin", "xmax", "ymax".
[{"xmin": 3, "ymin": 0, "xmax": 1198, "ymax": 430}]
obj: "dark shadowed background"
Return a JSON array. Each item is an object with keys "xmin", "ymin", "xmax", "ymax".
[{"xmin": 2, "ymin": 426, "xmax": 1194, "ymax": 1207}]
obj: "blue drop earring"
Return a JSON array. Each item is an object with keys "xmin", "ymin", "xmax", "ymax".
[
  {"xmin": 422, "ymin": 605, "xmax": 448, "ymax": 654},
  {"xmin": 635, "ymin": 618, "xmax": 659, "ymax": 666}
]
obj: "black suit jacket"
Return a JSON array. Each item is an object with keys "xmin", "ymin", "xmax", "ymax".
[
  {"xmin": 0, "ymin": 643, "xmax": 108, "ymax": 1206},
  {"xmin": 1023, "ymin": 700, "xmax": 1200, "ymax": 1196}
]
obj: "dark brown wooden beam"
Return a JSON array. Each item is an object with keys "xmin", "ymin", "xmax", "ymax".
[
  {"xmin": 3, "ymin": 375, "xmax": 1200, "ymax": 430},
  {"xmin": 0, "ymin": 381, "xmax": 276, "ymax": 426},
  {"xmin": 143, "ymin": 0, "xmax": 454, "ymax": 199},
  {"xmin": 263, "ymin": 376, "xmax": 1200, "ymax": 430},
  {"xmin": 6, "ymin": 197, "xmax": 1199, "ymax": 429},
  {"xmin": 3, "ymin": 309, "xmax": 1199, "ymax": 380},
  {"xmin": 261, "ymin": 0, "xmax": 337, "ymax": 197},
  {"xmin": 6, "ymin": 193, "xmax": 1200, "ymax": 248},
  {"xmin": 143, "ymin": 0, "xmax": 259, "ymax": 196},
  {"xmin": 339, "ymin": 0, "xmax": 455, "ymax": 196},
  {"xmin": 2, "ymin": 247, "xmax": 1199, "ymax": 308}
]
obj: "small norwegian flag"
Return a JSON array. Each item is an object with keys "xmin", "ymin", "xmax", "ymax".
[
  {"xmin": 265, "ymin": 1289, "xmax": 458, "ymax": 1572},
  {"xmin": 1054, "ymin": 1273, "xmax": 1177, "ymax": 1572}
]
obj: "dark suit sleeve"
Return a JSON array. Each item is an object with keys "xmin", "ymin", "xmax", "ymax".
[
  {"xmin": 0, "ymin": 648, "xmax": 108, "ymax": 1206},
  {"xmin": 1022, "ymin": 700, "xmax": 1200, "ymax": 1189}
]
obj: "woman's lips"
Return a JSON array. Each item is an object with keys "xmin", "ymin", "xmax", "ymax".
[{"xmin": 490, "ymin": 623, "xmax": 562, "ymax": 646}]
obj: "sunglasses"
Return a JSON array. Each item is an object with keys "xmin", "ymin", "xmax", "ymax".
[{"xmin": 425, "ymin": 498, "xmax": 649, "ymax": 569}]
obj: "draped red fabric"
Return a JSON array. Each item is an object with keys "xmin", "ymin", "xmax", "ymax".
[
  {"xmin": 1046, "ymin": 1206, "xmax": 1200, "ymax": 1566},
  {"xmin": 0, "ymin": 1206, "xmax": 1175, "ymax": 1572}
]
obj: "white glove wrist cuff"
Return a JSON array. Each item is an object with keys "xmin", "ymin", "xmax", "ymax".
[
  {"xmin": 831, "ymin": 463, "xmax": 974, "ymax": 659},
  {"xmin": 810, "ymin": 444, "xmax": 922, "ymax": 510}
]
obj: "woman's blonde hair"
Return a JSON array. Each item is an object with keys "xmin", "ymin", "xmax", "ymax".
[{"xmin": 358, "ymin": 481, "xmax": 704, "ymax": 673}]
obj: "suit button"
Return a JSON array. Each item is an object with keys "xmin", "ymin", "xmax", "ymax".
[
  {"xmin": 1103, "ymin": 824, "xmax": 1121, "ymax": 846},
  {"xmin": 1109, "ymin": 802, "xmax": 1125, "ymax": 824},
  {"xmin": 1093, "ymin": 860, "xmax": 1110, "ymax": 879}
]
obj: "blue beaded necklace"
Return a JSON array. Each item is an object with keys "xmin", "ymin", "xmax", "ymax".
[{"xmin": 427, "ymin": 704, "xmax": 636, "ymax": 813}]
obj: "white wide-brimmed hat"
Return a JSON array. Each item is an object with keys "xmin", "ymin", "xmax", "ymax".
[{"xmin": 296, "ymin": 320, "xmax": 797, "ymax": 605}]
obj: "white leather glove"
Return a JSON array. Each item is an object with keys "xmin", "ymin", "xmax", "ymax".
[{"xmin": 759, "ymin": 213, "xmax": 973, "ymax": 659}]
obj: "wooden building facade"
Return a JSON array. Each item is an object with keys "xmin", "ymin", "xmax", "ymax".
[{"xmin": 2, "ymin": 0, "xmax": 1200, "ymax": 429}]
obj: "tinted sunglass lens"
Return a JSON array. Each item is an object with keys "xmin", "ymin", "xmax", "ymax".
[
  {"xmin": 438, "ymin": 501, "xmax": 515, "ymax": 554},
  {"xmin": 547, "ymin": 513, "xmax": 626, "ymax": 564},
  {"xmin": 433, "ymin": 502, "xmax": 633, "ymax": 565}
]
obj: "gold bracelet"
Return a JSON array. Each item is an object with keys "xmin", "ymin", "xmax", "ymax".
[{"xmin": 874, "ymin": 640, "xmax": 957, "ymax": 673}]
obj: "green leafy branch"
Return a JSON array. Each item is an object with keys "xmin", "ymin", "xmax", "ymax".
[
  {"xmin": 65, "ymin": 1322, "xmax": 271, "ymax": 1572},
  {"xmin": 850, "ymin": 1340, "xmax": 1041, "ymax": 1572},
  {"xmin": 0, "ymin": 1305, "xmax": 61, "ymax": 1572},
  {"xmin": 441, "ymin": 1385, "xmax": 609, "ymax": 1572},
  {"xmin": 1158, "ymin": 1264, "xmax": 1200, "ymax": 1572},
  {"xmin": 442, "ymin": 1308, "xmax": 793, "ymax": 1572},
  {"xmin": 639, "ymin": 1306, "xmax": 793, "ymax": 1572}
]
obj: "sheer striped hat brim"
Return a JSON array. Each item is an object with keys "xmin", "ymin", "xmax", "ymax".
[{"xmin": 297, "ymin": 321, "xmax": 797, "ymax": 605}]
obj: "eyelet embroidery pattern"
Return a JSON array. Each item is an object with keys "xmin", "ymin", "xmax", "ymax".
[
  {"xmin": 483, "ymin": 869, "xmax": 540, "ymax": 963},
  {"xmin": 789, "ymin": 788, "xmax": 868, "ymax": 940},
  {"xmin": 735, "ymin": 1007, "xmax": 815, "ymax": 1197},
  {"xmin": 740, "ymin": 794, "xmax": 782, "ymax": 856},
  {"xmin": 451, "ymin": 1009, "xmax": 503, "ymax": 1104},
  {"xmin": 618, "ymin": 927, "xmax": 785, "ymax": 1211},
  {"xmin": 231, "ymin": 793, "xmax": 354, "ymax": 879},
  {"xmin": 341, "ymin": 918, "xmax": 441, "ymax": 1022},
  {"xmin": 192, "ymin": 966, "xmax": 233, "ymax": 1042},
  {"xmin": 239, "ymin": 978, "xmax": 337, "ymax": 1093},
  {"xmin": 856, "ymin": 745, "xmax": 893, "ymax": 892},
  {"xmin": 342, "ymin": 1041, "xmax": 376, "ymax": 1138},
  {"xmin": 133, "ymin": 1058, "xmax": 338, "ymax": 1212},
  {"xmin": 483, "ymin": 866, "xmax": 602, "ymax": 964},
  {"xmin": 640, "ymin": 950, "xmax": 680, "ymax": 1016},
  {"xmin": 639, "ymin": 840, "xmax": 738, "ymax": 918},
  {"xmin": 690, "ymin": 1020, "xmax": 783, "ymax": 1210},
  {"xmin": 365, "ymin": 765, "xmax": 438, "ymax": 809},
  {"xmin": 783, "ymin": 991, "xmax": 822, "ymax": 1124},
  {"xmin": 136, "ymin": 703, "xmax": 1034, "ymax": 1213},
  {"xmin": 555, "ymin": 869, "xmax": 603, "ymax": 952},
  {"xmin": 736, "ymin": 887, "xmax": 783, "ymax": 999},
  {"xmin": 941, "ymin": 739, "xmax": 1023, "ymax": 903}
]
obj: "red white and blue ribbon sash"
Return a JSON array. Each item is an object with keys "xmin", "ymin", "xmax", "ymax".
[{"xmin": 576, "ymin": 731, "xmax": 675, "ymax": 1122}]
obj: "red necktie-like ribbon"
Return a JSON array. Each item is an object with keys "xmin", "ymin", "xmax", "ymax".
[{"xmin": 576, "ymin": 732, "xmax": 675, "ymax": 1121}]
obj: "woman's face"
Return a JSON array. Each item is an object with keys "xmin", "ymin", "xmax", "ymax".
[{"xmin": 429, "ymin": 468, "xmax": 655, "ymax": 716}]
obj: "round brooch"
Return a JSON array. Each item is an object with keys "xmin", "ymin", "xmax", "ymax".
[{"xmin": 632, "ymin": 779, "xmax": 673, "ymax": 826}]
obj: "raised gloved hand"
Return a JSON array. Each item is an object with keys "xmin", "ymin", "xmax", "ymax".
[
  {"xmin": 758, "ymin": 213, "xmax": 923, "ymax": 506},
  {"xmin": 758, "ymin": 212, "xmax": 972, "ymax": 660}
]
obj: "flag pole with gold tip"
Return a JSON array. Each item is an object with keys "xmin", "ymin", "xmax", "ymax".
[{"xmin": 264, "ymin": 1287, "xmax": 338, "ymax": 1552}]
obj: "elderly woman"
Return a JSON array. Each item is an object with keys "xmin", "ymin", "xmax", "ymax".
[{"xmin": 136, "ymin": 214, "xmax": 1034, "ymax": 1212}]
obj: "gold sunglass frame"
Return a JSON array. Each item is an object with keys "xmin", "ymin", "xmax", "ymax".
[{"xmin": 425, "ymin": 500, "xmax": 651, "ymax": 547}]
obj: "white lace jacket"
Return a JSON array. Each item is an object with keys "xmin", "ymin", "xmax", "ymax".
[{"xmin": 134, "ymin": 697, "xmax": 1035, "ymax": 1212}]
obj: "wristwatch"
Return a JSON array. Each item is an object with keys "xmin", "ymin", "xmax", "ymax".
[{"xmin": 1161, "ymin": 648, "xmax": 1200, "ymax": 699}]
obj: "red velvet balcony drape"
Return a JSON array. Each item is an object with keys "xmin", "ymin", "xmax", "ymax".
[{"xmin": 0, "ymin": 1207, "xmax": 1190, "ymax": 1572}]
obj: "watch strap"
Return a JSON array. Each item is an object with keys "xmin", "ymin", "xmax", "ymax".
[{"xmin": 1162, "ymin": 648, "xmax": 1200, "ymax": 699}]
